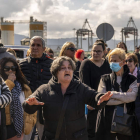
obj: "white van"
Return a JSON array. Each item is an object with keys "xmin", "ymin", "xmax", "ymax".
[{"xmin": 5, "ymin": 45, "xmax": 29, "ymax": 59}]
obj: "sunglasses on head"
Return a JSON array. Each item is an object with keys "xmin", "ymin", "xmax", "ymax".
[
  {"xmin": 66, "ymin": 47, "xmax": 77, "ymax": 52},
  {"xmin": 125, "ymin": 58, "xmax": 133, "ymax": 63},
  {"xmin": 4, "ymin": 66, "xmax": 17, "ymax": 71}
]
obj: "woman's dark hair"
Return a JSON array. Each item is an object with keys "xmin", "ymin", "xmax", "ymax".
[
  {"xmin": 0, "ymin": 57, "xmax": 28, "ymax": 91},
  {"xmin": 92, "ymin": 39, "xmax": 105, "ymax": 51},
  {"xmin": 116, "ymin": 42, "xmax": 128, "ymax": 53}
]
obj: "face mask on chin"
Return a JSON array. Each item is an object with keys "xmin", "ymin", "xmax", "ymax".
[{"xmin": 110, "ymin": 61, "xmax": 123, "ymax": 72}]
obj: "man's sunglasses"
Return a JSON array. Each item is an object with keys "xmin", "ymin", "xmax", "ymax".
[
  {"xmin": 66, "ymin": 47, "xmax": 77, "ymax": 52},
  {"xmin": 4, "ymin": 66, "xmax": 17, "ymax": 71},
  {"xmin": 125, "ymin": 58, "xmax": 133, "ymax": 63}
]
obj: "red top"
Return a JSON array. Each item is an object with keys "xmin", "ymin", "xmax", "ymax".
[{"xmin": 75, "ymin": 49, "xmax": 84, "ymax": 59}]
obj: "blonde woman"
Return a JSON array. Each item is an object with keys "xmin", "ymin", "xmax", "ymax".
[
  {"xmin": 59, "ymin": 42, "xmax": 80, "ymax": 77},
  {"xmin": 96, "ymin": 48, "xmax": 138, "ymax": 140}
]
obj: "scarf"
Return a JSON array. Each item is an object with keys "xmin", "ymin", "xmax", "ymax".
[
  {"xmin": 129, "ymin": 67, "xmax": 137, "ymax": 77},
  {"xmin": 10, "ymin": 81, "xmax": 23, "ymax": 137}
]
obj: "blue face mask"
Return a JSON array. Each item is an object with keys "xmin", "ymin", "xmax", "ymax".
[{"xmin": 110, "ymin": 62, "xmax": 122, "ymax": 72}]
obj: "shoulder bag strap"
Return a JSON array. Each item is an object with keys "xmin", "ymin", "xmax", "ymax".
[{"xmin": 55, "ymin": 95, "xmax": 70, "ymax": 140}]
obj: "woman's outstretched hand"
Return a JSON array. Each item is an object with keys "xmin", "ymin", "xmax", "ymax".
[
  {"xmin": 26, "ymin": 97, "xmax": 44, "ymax": 106},
  {"xmin": 97, "ymin": 91, "xmax": 113, "ymax": 105}
]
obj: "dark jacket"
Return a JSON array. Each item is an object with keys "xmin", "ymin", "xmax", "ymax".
[
  {"xmin": 96, "ymin": 65, "xmax": 137, "ymax": 140},
  {"xmin": 19, "ymin": 53, "xmax": 53, "ymax": 124},
  {"xmin": 79, "ymin": 59, "xmax": 111, "ymax": 140},
  {"xmin": 135, "ymin": 53, "xmax": 140, "ymax": 67},
  {"xmin": 23, "ymin": 78, "xmax": 107, "ymax": 140},
  {"xmin": 137, "ymin": 69, "xmax": 140, "ymax": 83},
  {"xmin": 135, "ymin": 70, "xmax": 140, "ymax": 128},
  {"xmin": 19, "ymin": 53, "xmax": 53, "ymax": 92},
  {"xmin": 0, "ymin": 77, "xmax": 12, "ymax": 140}
]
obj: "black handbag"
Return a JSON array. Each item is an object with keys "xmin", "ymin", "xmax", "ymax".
[
  {"xmin": 6, "ymin": 123, "xmax": 17, "ymax": 139},
  {"xmin": 111, "ymin": 106, "xmax": 134, "ymax": 136}
]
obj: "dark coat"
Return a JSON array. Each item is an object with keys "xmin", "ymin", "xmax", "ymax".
[
  {"xmin": 135, "ymin": 53, "xmax": 140, "ymax": 66},
  {"xmin": 135, "ymin": 70, "xmax": 140, "ymax": 128},
  {"xmin": 95, "ymin": 65, "xmax": 136, "ymax": 140},
  {"xmin": 23, "ymin": 78, "xmax": 107, "ymax": 140},
  {"xmin": 19, "ymin": 53, "xmax": 53, "ymax": 124},
  {"xmin": 0, "ymin": 108, "xmax": 6, "ymax": 140},
  {"xmin": 19, "ymin": 53, "xmax": 53, "ymax": 92},
  {"xmin": 79, "ymin": 58, "xmax": 111, "ymax": 139}
]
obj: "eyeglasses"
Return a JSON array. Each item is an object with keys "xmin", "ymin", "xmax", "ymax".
[
  {"xmin": 4, "ymin": 66, "xmax": 17, "ymax": 71},
  {"xmin": 66, "ymin": 47, "xmax": 77, "ymax": 52},
  {"xmin": 125, "ymin": 58, "xmax": 133, "ymax": 63},
  {"xmin": 92, "ymin": 50, "xmax": 102, "ymax": 54}
]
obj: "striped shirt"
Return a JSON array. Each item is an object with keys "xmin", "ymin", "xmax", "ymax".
[{"xmin": 0, "ymin": 78, "xmax": 12, "ymax": 108}]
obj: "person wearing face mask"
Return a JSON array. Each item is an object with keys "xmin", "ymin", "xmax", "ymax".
[{"xmin": 96, "ymin": 48, "xmax": 138, "ymax": 140}]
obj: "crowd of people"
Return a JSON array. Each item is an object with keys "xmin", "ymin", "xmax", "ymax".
[{"xmin": 0, "ymin": 36, "xmax": 140, "ymax": 140}]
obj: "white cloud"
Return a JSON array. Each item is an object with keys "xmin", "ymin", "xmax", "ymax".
[
  {"xmin": 86, "ymin": 0, "xmax": 140, "ymax": 39},
  {"xmin": 1, "ymin": 0, "xmax": 140, "ymax": 41}
]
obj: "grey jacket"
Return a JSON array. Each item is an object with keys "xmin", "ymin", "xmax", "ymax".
[
  {"xmin": 98, "ymin": 75, "xmax": 138, "ymax": 106},
  {"xmin": 0, "ymin": 47, "xmax": 16, "ymax": 60}
]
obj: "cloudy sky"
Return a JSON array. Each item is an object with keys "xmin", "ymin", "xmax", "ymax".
[{"xmin": 1, "ymin": 0, "xmax": 140, "ymax": 40}]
